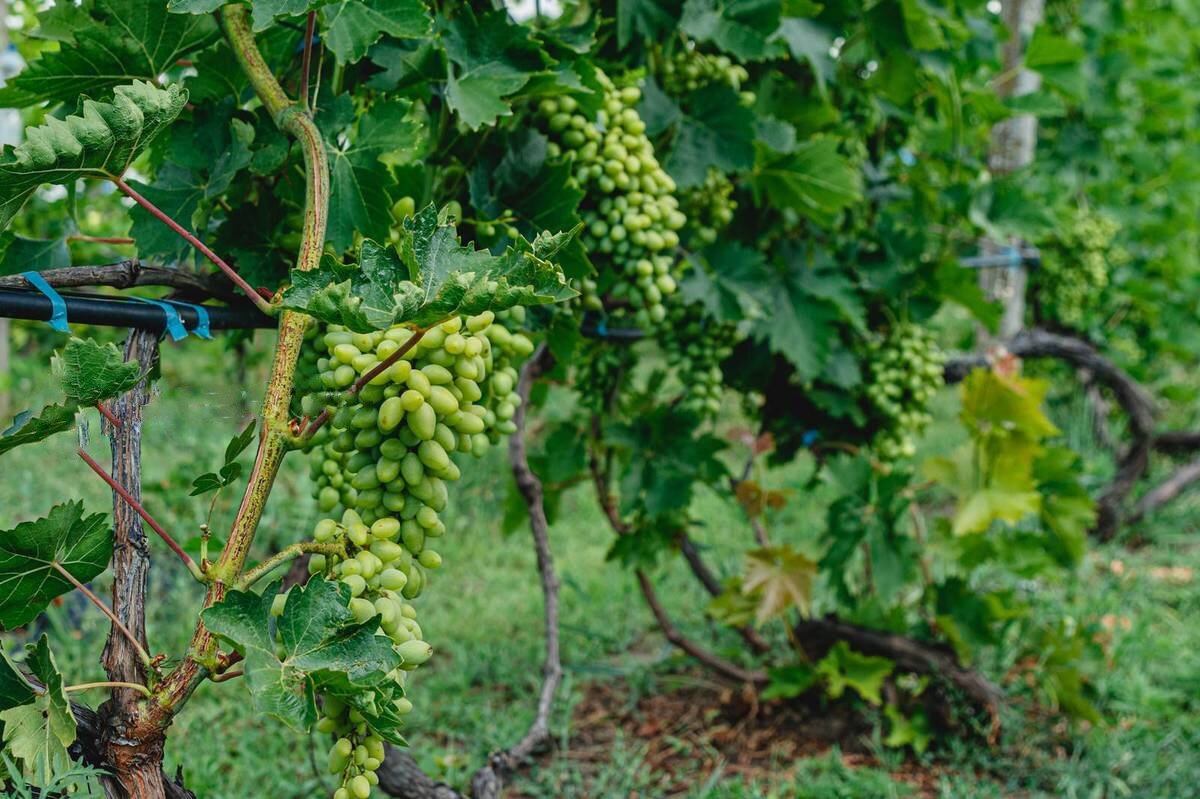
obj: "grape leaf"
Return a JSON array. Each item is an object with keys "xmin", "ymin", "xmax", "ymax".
[
  {"xmin": 752, "ymin": 136, "xmax": 862, "ymax": 227},
  {"xmin": 0, "ymin": 647, "xmax": 37, "ymax": 712},
  {"xmin": 322, "ymin": 99, "xmax": 425, "ymax": 252},
  {"xmin": 322, "ymin": 0, "xmax": 432, "ymax": 64},
  {"xmin": 0, "ymin": 81, "xmax": 188, "ymax": 233},
  {"xmin": 0, "ymin": 405, "xmax": 77, "ymax": 457},
  {"xmin": 53, "ymin": 338, "xmax": 145, "ymax": 408},
  {"xmin": 680, "ymin": 0, "xmax": 786, "ymax": 61},
  {"xmin": 0, "ymin": 502, "xmax": 112, "ymax": 630},
  {"xmin": 742, "ymin": 545, "xmax": 816, "ymax": 625},
  {"xmin": 202, "ymin": 579, "xmax": 399, "ymax": 731},
  {"xmin": 616, "ymin": 0, "xmax": 682, "ymax": 49},
  {"xmin": 0, "ymin": 637, "xmax": 75, "ymax": 783},
  {"xmin": 664, "ymin": 84, "xmax": 757, "ymax": 187},
  {"xmin": 0, "ymin": 0, "xmax": 217, "ymax": 108},
  {"xmin": 0, "ymin": 232, "xmax": 70, "ymax": 277},
  {"xmin": 440, "ymin": 7, "xmax": 552, "ymax": 129},
  {"xmin": 127, "ymin": 168, "xmax": 206, "ymax": 264},
  {"xmin": 282, "ymin": 204, "xmax": 576, "ymax": 332},
  {"xmin": 815, "ymin": 641, "xmax": 894, "ymax": 705}
]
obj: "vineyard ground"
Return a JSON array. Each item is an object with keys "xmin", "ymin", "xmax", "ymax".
[{"xmin": 1, "ymin": 337, "xmax": 1197, "ymax": 798}]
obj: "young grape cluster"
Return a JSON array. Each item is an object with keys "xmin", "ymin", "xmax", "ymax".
[
  {"xmin": 659, "ymin": 47, "xmax": 750, "ymax": 95},
  {"xmin": 536, "ymin": 72, "xmax": 686, "ymax": 326},
  {"xmin": 680, "ymin": 168, "xmax": 737, "ymax": 246},
  {"xmin": 1035, "ymin": 210, "xmax": 1120, "ymax": 327},
  {"xmin": 864, "ymin": 324, "xmax": 945, "ymax": 460},
  {"xmin": 659, "ymin": 301, "xmax": 738, "ymax": 418},
  {"xmin": 292, "ymin": 311, "xmax": 534, "ymax": 798}
]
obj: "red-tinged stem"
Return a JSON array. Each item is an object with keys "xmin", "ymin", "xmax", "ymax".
[
  {"xmin": 96, "ymin": 402, "xmax": 120, "ymax": 427},
  {"xmin": 111, "ymin": 177, "xmax": 275, "ymax": 316},
  {"xmin": 299, "ymin": 12, "xmax": 316, "ymax": 109},
  {"xmin": 302, "ymin": 328, "xmax": 427, "ymax": 439},
  {"xmin": 68, "ymin": 235, "xmax": 136, "ymax": 245},
  {"xmin": 208, "ymin": 667, "xmax": 244, "ymax": 683},
  {"xmin": 77, "ymin": 448, "xmax": 205, "ymax": 582},
  {"xmin": 51, "ymin": 562, "xmax": 152, "ymax": 667}
]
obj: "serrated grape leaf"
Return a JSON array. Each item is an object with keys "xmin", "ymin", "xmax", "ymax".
[
  {"xmin": 0, "ymin": 405, "xmax": 77, "ymax": 457},
  {"xmin": 0, "ymin": 232, "xmax": 70, "ymax": 277},
  {"xmin": 322, "ymin": 0, "xmax": 432, "ymax": 64},
  {"xmin": 775, "ymin": 18, "xmax": 834, "ymax": 89},
  {"xmin": 0, "ymin": 0, "xmax": 216, "ymax": 108},
  {"xmin": 0, "ymin": 82, "xmax": 188, "ymax": 234},
  {"xmin": 0, "ymin": 502, "xmax": 111, "ymax": 630},
  {"xmin": 282, "ymin": 204, "xmax": 576, "ymax": 332},
  {"xmin": 0, "ymin": 636, "xmax": 75, "ymax": 783},
  {"xmin": 323, "ymin": 98, "xmax": 424, "ymax": 252},
  {"xmin": 680, "ymin": 0, "xmax": 786, "ymax": 61},
  {"xmin": 348, "ymin": 686, "xmax": 408, "ymax": 746},
  {"xmin": 52, "ymin": 338, "xmax": 144, "ymax": 408},
  {"xmin": 0, "ymin": 650, "xmax": 37, "ymax": 712},
  {"xmin": 440, "ymin": 7, "xmax": 552, "ymax": 129},
  {"xmin": 752, "ymin": 136, "xmax": 861, "ymax": 227},
  {"xmin": 664, "ymin": 84, "xmax": 756, "ymax": 188},
  {"xmin": 816, "ymin": 641, "xmax": 893, "ymax": 705},
  {"xmin": 616, "ymin": 0, "xmax": 682, "ymax": 49},
  {"xmin": 202, "ymin": 579, "xmax": 399, "ymax": 731},
  {"xmin": 742, "ymin": 545, "xmax": 815, "ymax": 625}
]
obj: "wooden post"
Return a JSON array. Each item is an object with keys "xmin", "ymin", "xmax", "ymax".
[{"xmin": 982, "ymin": 0, "xmax": 1044, "ymax": 339}]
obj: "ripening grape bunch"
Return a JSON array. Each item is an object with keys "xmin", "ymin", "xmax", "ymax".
[
  {"xmin": 864, "ymin": 323, "xmax": 945, "ymax": 460},
  {"xmin": 680, "ymin": 168, "xmax": 737, "ymax": 246},
  {"xmin": 659, "ymin": 45, "xmax": 751, "ymax": 95},
  {"xmin": 659, "ymin": 301, "xmax": 739, "ymax": 418},
  {"xmin": 289, "ymin": 310, "xmax": 534, "ymax": 798},
  {"xmin": 535, "ymin": 71, "xmax": 686, "ymax": 327},
  {"xmin": 1036, "ymin": 210, "xmax": 1120, "ymax": 327}
]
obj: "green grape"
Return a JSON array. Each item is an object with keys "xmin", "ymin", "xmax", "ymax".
[
  {"xmin": 679, "ymin": 168, "xmax": 737, "ymax": 246},
  {"xmin": 294, "ymin": 307, "xmax": 541, "ymax": 788},
  {"xmin": 657, "ymin": 300, "xmax": 740, "ymax": 419},
  {"xmin": 864, "ymin": 323, "xmax": 946, "ymax": 461},
  {"xmin": 1033, "ymin": 210, "xmax": 1121, "ymax": 328},
  {"xmin": 535, "ymin": 73, "xmax": 686, "ymax": 325},
  {"xmin": 659, "ymin": 45, "xmax": 751, "ymax": 95}
]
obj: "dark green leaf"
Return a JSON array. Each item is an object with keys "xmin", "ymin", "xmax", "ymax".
[
  {"xmin": 0, "ymin": 405, "xmax": 77, "ymax": 457},
  {"xmin": 664, "ymin": 85, "xmax": 757, "ymax": 187},
  {"xmin": 0, "ymin": 637, "xmax": 75, "ymax": 783},
  {"xmin": 0, "ymin": 502, "xmax": 112, "ymax": 630},
  {"xmin": 224, "ymin": 420, "xmax": 258, "ymax": 465},
  {"xmin": 752, "ymin": 136, "xmax": 862, "ymax": 227},
  {"xmin": 680, "ymin": 0, "xmax": 784, "ymax": 61},
  {"xmin": 53, "ymin": 338, "xmax": 144, "ymax": 408},
  {"xmin": 322, "ymin": 0, "xmax": 432, "ymax": 64}
]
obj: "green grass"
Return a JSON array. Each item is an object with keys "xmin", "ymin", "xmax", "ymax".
[{"xmin": 2, "ymin": 337, "xmax": 1198, "ymax": 798}]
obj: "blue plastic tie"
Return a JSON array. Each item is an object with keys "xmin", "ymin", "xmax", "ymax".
[
  {"xmin": 802, "ymin": 429, "xmax": 820, "ymax": 447},
  {"xmin": 129, "ymin": 297, "xmax": 189, "ymax": 341},
  {"xmin": 165, "ymin": 299, "xmax": 213, "ymax": 339},
  {"xmin": 22, "ymin": 271, "xmax": 71, "ymax": 332},
  {"xmin": 595, "ymin": 318, "xmax": 609, "ymax": 338}
]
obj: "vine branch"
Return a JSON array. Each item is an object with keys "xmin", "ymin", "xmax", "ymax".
[
  {"xmin": 52, "ymin": 562, "xmax": 151, "ymax": 668},
  {"xmin": 238, "ymin": 540, "xmax": 347, "ymax": 589}
]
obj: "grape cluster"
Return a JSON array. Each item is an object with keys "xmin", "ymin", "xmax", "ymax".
[
  {"xmin": 659, "ymin": 301, "xmax": 738, "ymax": 418},
  {"xmin": 536, "ymin": 72, "xmax": 686, "ymax": 326},
  {"xmin": 293, "ymin": 311, "xmax": 534, "ymax": 798},
  {"xmin": 573, "ymin": 340, "xmax": 634, "ymax": 413},
  {"xmin": 864, "ymin": 324, "xmax": 945, "ymax": 460},
  {"xmin": 1035, "ymin": 210, "xmax": 1120, "ymax": 327},
  {"xmin": 660, "ymin": 47, "xmax": 750, "ymax": 95},
  {"xmin": 680, "ymin": 168, "xmax": 737, "ymax": 246}
]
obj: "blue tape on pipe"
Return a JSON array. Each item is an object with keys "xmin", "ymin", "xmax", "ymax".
[
  {"xmin": 21, "ymin": 271, "xmax": 71, "ymax": 332},
  {"xmin": 128, "ymin": 297, "xmax": 189, "ymax": 341},
  {"xmin": 165, "ymin": 299, "xmax": 213, "ymax": 339}
]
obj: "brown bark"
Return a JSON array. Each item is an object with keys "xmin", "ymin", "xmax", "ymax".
[
  {"xmin": 0, "ymin": 260, "xmax": 236, "ymax": 300},
  {"xmin": 96, "ymin": 329, "xmax": 176, "ymax": 799}
]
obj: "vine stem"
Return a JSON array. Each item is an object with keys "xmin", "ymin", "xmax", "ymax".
[
  {"xmin": 302, "ymin": 328, "xmax": 427, "ymax": 438},
  {"xmin": 111, "ymin": 176, "xmax": 275, "ymax": 317},
  {"xmin": 76, "ymin": 447, "xmax": 204, "ymax": 582},
  {"xmin": 238, "ymin": 541, "xmax": 346, "ymax": 589},
  {"xmin": 299, "ymin": 12, "xmax": 316, "ymax": 109},
  {"xmin": 149, "ymin": 2, "xmax": 330, "ymax": 727},
  {"xmin": 51, "ymin": 562, "xmax": 152, "ymax": 668},
  {"xmin": 68, "ymin": 235, "xmax": 135, "ymax": 245},
  {"xmin": 95, "ymin": 402, "xmax": 120, "ymax": 427},
  {"xmin": 66, "ymin": 681, "xmax": 151, "ymax": 698}
]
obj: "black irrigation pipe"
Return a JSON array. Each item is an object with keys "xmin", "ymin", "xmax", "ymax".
[{"xmin": 0, "ymin": 287, "xmax": 275, "ymax": 333}]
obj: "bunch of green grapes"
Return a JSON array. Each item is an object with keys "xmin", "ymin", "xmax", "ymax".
[
  {"xmin": 291, "ymin": 321, "xmax": 327, "ymax": 417},
  {"xmin": 292, "ymin": 311, "xmax": 533, "ymax": 798},
  {"xmin": 680, "ymin": 168, "xmax": 737, "ymax": 245},
  {"xmin": 573, "ymin": 339, "xmax": 634, "ymax": 413},
  {"xmin": 660, "ymin": 46, "xmax": 750, "ymax": 95},
  {"xmin": 659, "ymin": 301, "xmax": 739, "ymax": 418},
  {"xmin": 535, "ymin": 72, "xmax": 686, "ymax": 326},
  {"xmin": 864, "ymin": 324, "xmax": 945, "ymax": 460},
  {"xmin": 1035, "ymin": 210, "xmax": 1120, "ymax": 327}
]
